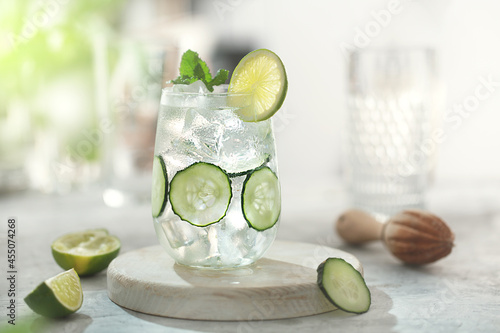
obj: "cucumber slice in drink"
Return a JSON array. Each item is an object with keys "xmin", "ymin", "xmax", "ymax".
[
  {"xmin": 170, "ymin": 162, "xmax": 232, "ymax": 227},
  {"xmin": 241, "ymin": 166, "xmax": 281, "ymax": 231},
  {"xmin": 317, "ymin": 258, "xmax": 371, "ymax": 314},
  {"xmin": 152, "ymin": 155, "xmax": 168, "ymax": 218}
]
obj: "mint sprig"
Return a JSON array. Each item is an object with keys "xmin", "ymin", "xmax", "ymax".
[{"xmin": 169, "ymin": 50, "xmax": 229, "ymax": 92}]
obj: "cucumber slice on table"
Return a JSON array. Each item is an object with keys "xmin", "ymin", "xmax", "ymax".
[
  {"xmin": 170, "ymin": 162, "xmax": 232, "ymax": 227},
  {"xmin": 151, "ymin": 155, "xmax": 168, "ymax": 218},
  {"xmin": 317, "ymin": 258, "xmax": 371, "ymax": 314},
  {"xmin": 242, "ymin": 166, "xmax": 281, "ymax": 231}
]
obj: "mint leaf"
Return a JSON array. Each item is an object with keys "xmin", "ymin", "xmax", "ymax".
[
  {"xmin": 169, "ymin": 50, "xmax": 228, "ymax": 92},
  {"xmin": 193, "ymin": 63, "xmax": 209, "ymax": 81},
  {"xmin": 180, "ymin": 50, "xmax": 211, "ymax": 80},
  {"xmin": 205, "ymin": 69, "xmax": 229, "ymax": 91},
  {"xmin": 170, "ymin": 75, "xmax": 195, "ymax": 85}
]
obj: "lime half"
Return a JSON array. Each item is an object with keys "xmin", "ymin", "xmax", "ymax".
[
  {"xmin": 24, "ymin": 268, "xmax": 83, "ymax": 318},
  {"xmin": 228, "ymin": 49, "xmax": 288, "ymax": 122},
  {"xmin": 51, "ymin": 229, "xmax": 121, "ymax": 276}
]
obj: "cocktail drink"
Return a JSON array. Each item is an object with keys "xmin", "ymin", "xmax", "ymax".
[{"xmin": 151, "ymin": 50, "xmax": 287, "ymax": 268}]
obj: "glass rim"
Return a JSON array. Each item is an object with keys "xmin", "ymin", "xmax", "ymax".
[{"xmin": 161, "ymin": 84, "xmax": 251, "ymax": 98}]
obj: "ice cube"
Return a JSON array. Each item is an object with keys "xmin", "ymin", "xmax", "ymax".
[
  {"xmin": 217, "ymin": 120, "xmax": 273, "ymax": 173},
  {"xmin": 159, "ymin": 219, "xmax": 196, "ymax": 249},
  {"xmin": 172, "ymin": 80, "xmax": 209, "ymax": 94},
  {"xmin": 179, "ymin": 231, "xmax": 212, "ymax": 266},
  {"xmin": 183, "ymin": 108, "xmax": 211, "ymax": 132},
  {"xmin": 208, "ymin": 218, "xmax": 248, "ymax": 267},
  {"xmin": 177, "ymin": 108, "xmax": 224, "ymax": 163}
]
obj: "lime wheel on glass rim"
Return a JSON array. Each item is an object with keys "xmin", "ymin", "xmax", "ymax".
[{"xmin": 228, "ymin": 48, "xmax": 288, "ymax": 122}]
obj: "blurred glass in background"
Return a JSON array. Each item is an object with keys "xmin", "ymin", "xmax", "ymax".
[
  {"xmin": 101, "ymin": 41, "xmax": 164, "ymax": 207},
  {"xmin": 346, "ymin": 48, "xmax": 439, "ymax": 220}
]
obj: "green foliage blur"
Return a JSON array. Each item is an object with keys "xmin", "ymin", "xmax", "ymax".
[{"xmin": 0, "ymin": 0, "xmax": 127, "ymax": 162}]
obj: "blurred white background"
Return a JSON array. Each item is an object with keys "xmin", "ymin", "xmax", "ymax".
[
  {"xmin": 2, "ymin": 0, "xmax": 499, "ymax": 198},
  {"xmin": 181, "ymin": 0, "xmax": 500, "ymax": 194}
]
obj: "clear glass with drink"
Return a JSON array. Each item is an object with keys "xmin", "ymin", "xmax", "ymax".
[
  {"xmin": 151, "ymin": 49, "xmax": 287, "ymax": 269},
  {"xmin": 152, "ymin": 82, "xmax": 282, "ymax": 268}
]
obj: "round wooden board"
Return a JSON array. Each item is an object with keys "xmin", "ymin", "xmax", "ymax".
[{"xmin": 107, "ymin": 240, "xmax": 362, "ymax": 321}]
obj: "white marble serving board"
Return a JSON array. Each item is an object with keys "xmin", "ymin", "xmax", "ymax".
[{"xmin": 107, "ymin": 240, "xmax": 362, "ymax": 321}]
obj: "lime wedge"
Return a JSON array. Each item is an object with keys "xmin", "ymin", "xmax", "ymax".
[
  {"xmin": 51, "ymin": 229, "xmax": 121, "ymax": 276},
  {"xmin": 24, "ymin": 268, "xmax": 83, "ymax": 318},
  {"xmin": 228, "ymin": 49, "xmax": 288, "ymax": 122}
]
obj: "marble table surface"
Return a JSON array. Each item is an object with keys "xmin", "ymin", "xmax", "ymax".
[{"xmin": 1, "ymin": 180, "xmax": 499, "ymax": 332}]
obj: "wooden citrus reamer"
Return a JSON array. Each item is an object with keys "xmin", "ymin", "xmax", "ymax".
[{"xmin": 336, "ymin": 209, "xmax": 455, "ymax": 265}]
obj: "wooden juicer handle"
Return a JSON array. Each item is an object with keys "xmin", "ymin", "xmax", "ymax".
[{"xmin": 336, "ymin": 209, "xmax": 384, "ymax": 245}]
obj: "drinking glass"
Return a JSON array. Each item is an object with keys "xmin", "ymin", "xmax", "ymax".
[
  {"xmin": 152, "ymin": 85, "xmax": 280, "ymax": 269},
  {"xmin": 346, "ymin": 48, "xmax": 437, "ymax": 220}
]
